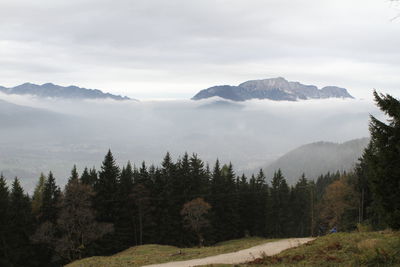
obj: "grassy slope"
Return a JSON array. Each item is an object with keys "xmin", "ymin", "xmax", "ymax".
[
  {"xmin": 203, "ymin": 231, "xmax": 400, "ymax": 267},
  {"xmin": 66, "ymin": 237, "xmax": 273, "ymax": 267}
]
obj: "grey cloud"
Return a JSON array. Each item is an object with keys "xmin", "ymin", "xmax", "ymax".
[{"xmin": 0, "ymin": 0, "xmax": 399, "ymax": 99}]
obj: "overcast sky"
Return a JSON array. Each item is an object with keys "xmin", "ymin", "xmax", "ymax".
[{"xmin": 0, "ymin": 0, "xmax": 399, "ymax": 100}]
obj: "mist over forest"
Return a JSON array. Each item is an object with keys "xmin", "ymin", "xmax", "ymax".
[{"xmin": 0, "ymin": 93, "xmax": 381, "ymax": 191}]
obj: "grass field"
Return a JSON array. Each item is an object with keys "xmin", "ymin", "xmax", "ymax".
[
  {"xmin": 67, "ymin": 231, "xmax": 400, "ymax": 267},
  {"xmin": 201, "ymin": 230, "xmax": 400, "ymax": 267},
  {"xmin": 66, "ymin": 237, "xmax": 273, "ymax": 267}
]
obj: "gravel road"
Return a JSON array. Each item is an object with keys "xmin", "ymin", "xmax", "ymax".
[{"xmin": 143, "ymin": 237, "xmax": 315, "ymax": 267}]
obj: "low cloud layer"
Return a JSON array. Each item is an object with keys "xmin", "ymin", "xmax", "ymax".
[{"xmin": 0, "ymin": 94, "xmax": 382, "ymax": 191}]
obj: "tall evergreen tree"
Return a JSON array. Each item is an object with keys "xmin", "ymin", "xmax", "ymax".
[
  {"xmin": 253, "ymin": 169, "xmax": 268, "ymax": 236},
  {"xmin": 358, "ymin": 91, "xmax": 400, "ymax": 229},
  {"xmin": 210, "ymin": 162, "xmax": 240, "ymax": 242},
  {"xmin": 8, "ymin": 178, "xmax": 34, "ymax": 266},
  {"xmin": 269, "ymin": 170, "xmax": 290, "ymax": 237},
  {"xmin": 89, "ymin": 167, "xmax": 98, "ymax": 186},
  {"xmin": 115, "ymin": 162, "xmax": 135, "ymax": 247},
  {"xmin": 289, "ymin": 174, "xmax": 312, "ymax": 237},
  {"xmin": 32, "ymin": 173, "xmax": 47, "ymax": 217},
  {"xmin": 94, "ymin": 150, "xmax": 120, "ymax": 223},
  {"xmin": 80, "ymin": 166, "xmax": 98, "ymax": 187},
  {"xmin": 236, "ymin": 174, "xmax": 250, "ymax": 237},
  {"xmin": 157, "ymin": 152, "xmax": 181, "ymax": 244},
  {"xmin": 69, "ymin": 165, "xmax": 79, "ymax": 184},
  {"xmin": 40, "ymin": 172, "xmax": 61, "ymax": 223},
  {"xmin": 93, "ymin": 150, "xmax": 120, "ymax": 253},
  {"xmin": 189, "ymin": 154, "xmax": 209, "ymax": 196},
  {"xmin": 0, "ymin": 174, "xmax": 10, "ymax": 266},
  {"xmin": 81, "ymin": 167, "xmax": 98, "ymax": 187}
]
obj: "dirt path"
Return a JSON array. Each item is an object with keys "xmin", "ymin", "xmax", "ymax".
[{"xmin": 143, "ymin": 237, "xmax": 315, "ymax": 267}]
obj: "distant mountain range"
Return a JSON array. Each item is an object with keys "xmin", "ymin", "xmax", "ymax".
[
  {"xmin": 0, "ymin": 83, "xmax": 131, "ymax": 100},
  {"xmin": 192, "ymin": 77, "xmax": 354, "ymax": 101},
  {"xmin": 264, "ymin": 138, "xmax": 369, "ymax": 184}
]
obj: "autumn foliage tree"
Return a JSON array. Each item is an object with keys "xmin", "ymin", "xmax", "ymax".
[
  {"xmin": 181, "ymin": 198, "xmax": 211, "ymax": 247},
  {"xmin": 319, "ymin": 175, "xmax": 358, "ymax": 230}
]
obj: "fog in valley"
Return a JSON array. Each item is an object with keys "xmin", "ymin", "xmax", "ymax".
[{"xmin": 0, "ymin": 93, "xmax": 382, "ymax": 191}]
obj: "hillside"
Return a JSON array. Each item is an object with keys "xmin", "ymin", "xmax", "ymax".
[
  {"xmin": 0, "ymin": 98, "xmax": 70, "ymax": 128},
  {"xmin": 192, "ymin": 77, "xmax": 353, "ymax": 101},
  {"xmin": 66, "ymin": 231, "xmax": 400, "ymax": 267},
  {"xmin": 0, "ymin": 82, "xmax": 131, "ymax": 100},
  {"xmin": 66, "ymin": 237, "xmax": 271, "ymax": 267},
  {"xmin": 265, "ymin": 138, "xmax": 370, "ymax": 184},
  {"xmin": 231, "ymin": 231, "xmax": 400, "ymax": 267}
]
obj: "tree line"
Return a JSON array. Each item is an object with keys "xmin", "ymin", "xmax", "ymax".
[
  {"xmin": 0, "ymin": 91, "xmax": 399, "ymax": 267},
  {"xmin": 0, "ymin": 151, "xmax": 341, "ymax": 266}
]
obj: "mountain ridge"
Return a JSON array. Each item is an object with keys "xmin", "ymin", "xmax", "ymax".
[
  {"xmin": 0, "ymin": 82, "xmax": 132, "ymax": 101},
  {"xmin": 192, "ymin": 77, "xmax": 354, "ymax": 101}
]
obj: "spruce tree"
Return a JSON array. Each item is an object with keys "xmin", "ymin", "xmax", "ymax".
[
  {"xmin": 157, "ymin": 152, "xmax": 180, "ymax": 244},
  {"xmin": 210, "ymin": 161, "xmax": 240, "ymax": 242},
  {"xmin": 80, "ymin": 167, "xmax": 90, "ymax": 185},
  {"xmin": 236, "ymin": 174, "xmax": 250, "ymax": 237},
  {"xmin": 289, "ymin": 174, "xmax": 311, "ymax": 237},
  {"xmin": 89, "ymin": 167, "xmax": 98, "ymax": 186},
  {"xmin": 115, "ymin": 161, "xmax": 135, "ymax": 247},
  {"xmin": 358, "ymin": 91, "xmax": 400, "ymax": 229},
  {"xmin": 8, "ymin": 178, "xmax": 34, "ymax": 266},
  {"xmin": 93, "ymin": 150, "xmax": 120, "ymax": 253},
  {"xmin": 0, "ymin": 174, "xmax": 10, "ymax": 266},
  {"xmin": 32, "ymin": 173, "xmax": 46, "ymax": 217},
  {"xmin": 254, "ymin": 169, "xmax": 268, "ymax": 236},
  {"xmin": 40, "ymin": 172, "xmax": 61, "ymax": 223},
  {"xmin": 95, "ymin": 150, "xmax": 120, "ymax": 223},
  {"xmin": 68, "ymin": 165, "xmax": 79, "ymax": 184},
  {"xmin": 270, "ymin": 170, "xmax": 290, "ymax": 237},
  {"xmin": 189, "ymin": 154, "xmax": 209, "ymax": 196},
  {"xmin": 80, "ymin": 166, "xmax": 98, "ymax": 187}
]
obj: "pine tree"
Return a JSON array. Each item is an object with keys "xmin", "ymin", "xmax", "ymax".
[
  {"xmin": 8, "ymin": 178, "xmax": 34, "ymax": 266},
  {"xmin": 269, "ymin": 170, "xmax": 290, "ymax": 237},
  {"xmin": 115, "ymin": 161, "xmax": 135, "ymax": 247},
  {"xmin": 289, "ymin": 174, "xmax": 312, "ymax": 237},
  {"xmin": 40, "ymin": 172, "xmax": 61, "ymax": 223},
  {"xmin": 254, "ymin": 169, "xmax": 268, "ymax": 236},
  {"xmin": 189, "ymin": 154, "xmax": 209, "ymax": 196},
  {"xmin": 210, "ymin": 162, "xmax": 240, "ymax": 242},
  {"xmin": 32, "ymin": 173, "xmax": 47, "ymax": 217},
  {"xmin": 157, "ymin": 152, "xmax": 181, "ymax": 244},
  {"xmin": 94, "ymin": 150, "xmax": 120, "ymax": 223},
  {"xmin": 80, "ymin": 167, "xmax": 90, "ymax": 185},
  {"xmin": 69, "ymin": 165, "xmax": 79, "ymax": 184},
  {"xmin": 358, "ymin": 91, "xmax": 400, "ymax": 229},
  {"xmin": 0, "ymin": 174, "xmax": 10, "ymax": 266},
  {"xmin": 119, "ymin": 162, "xmax": 134, "ymax": 197},
  {"xmin": 80, "ymin": 166, "xmax": 98, "ymax": 187},
  {"xmin": 236, "ymin": 174, "xmax": 250, "ymax": 237},
  {"xmin": 93, "ymin": 150, "xmax": 120, "ymax": 253},
  {"xmin": 89, "ymin": 167, "xmax": 98, "ymax": 186}
]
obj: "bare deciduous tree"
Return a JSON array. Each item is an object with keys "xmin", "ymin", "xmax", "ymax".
[
  {"xmin": 181, "ymin": 198, "xmax": 211, "ymax": 247},
  {"xmin": 32, "ymin": 180, "xmax": 113, "ymax": 262}
]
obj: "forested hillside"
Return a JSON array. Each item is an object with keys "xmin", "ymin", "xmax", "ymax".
[
  {"xmin": 0, "ymin": 151, "xmax": 344, "ymax": 266},
  {"xmin": 265, "ymin": 138, "xmax": 369, "ymax": 184}
]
